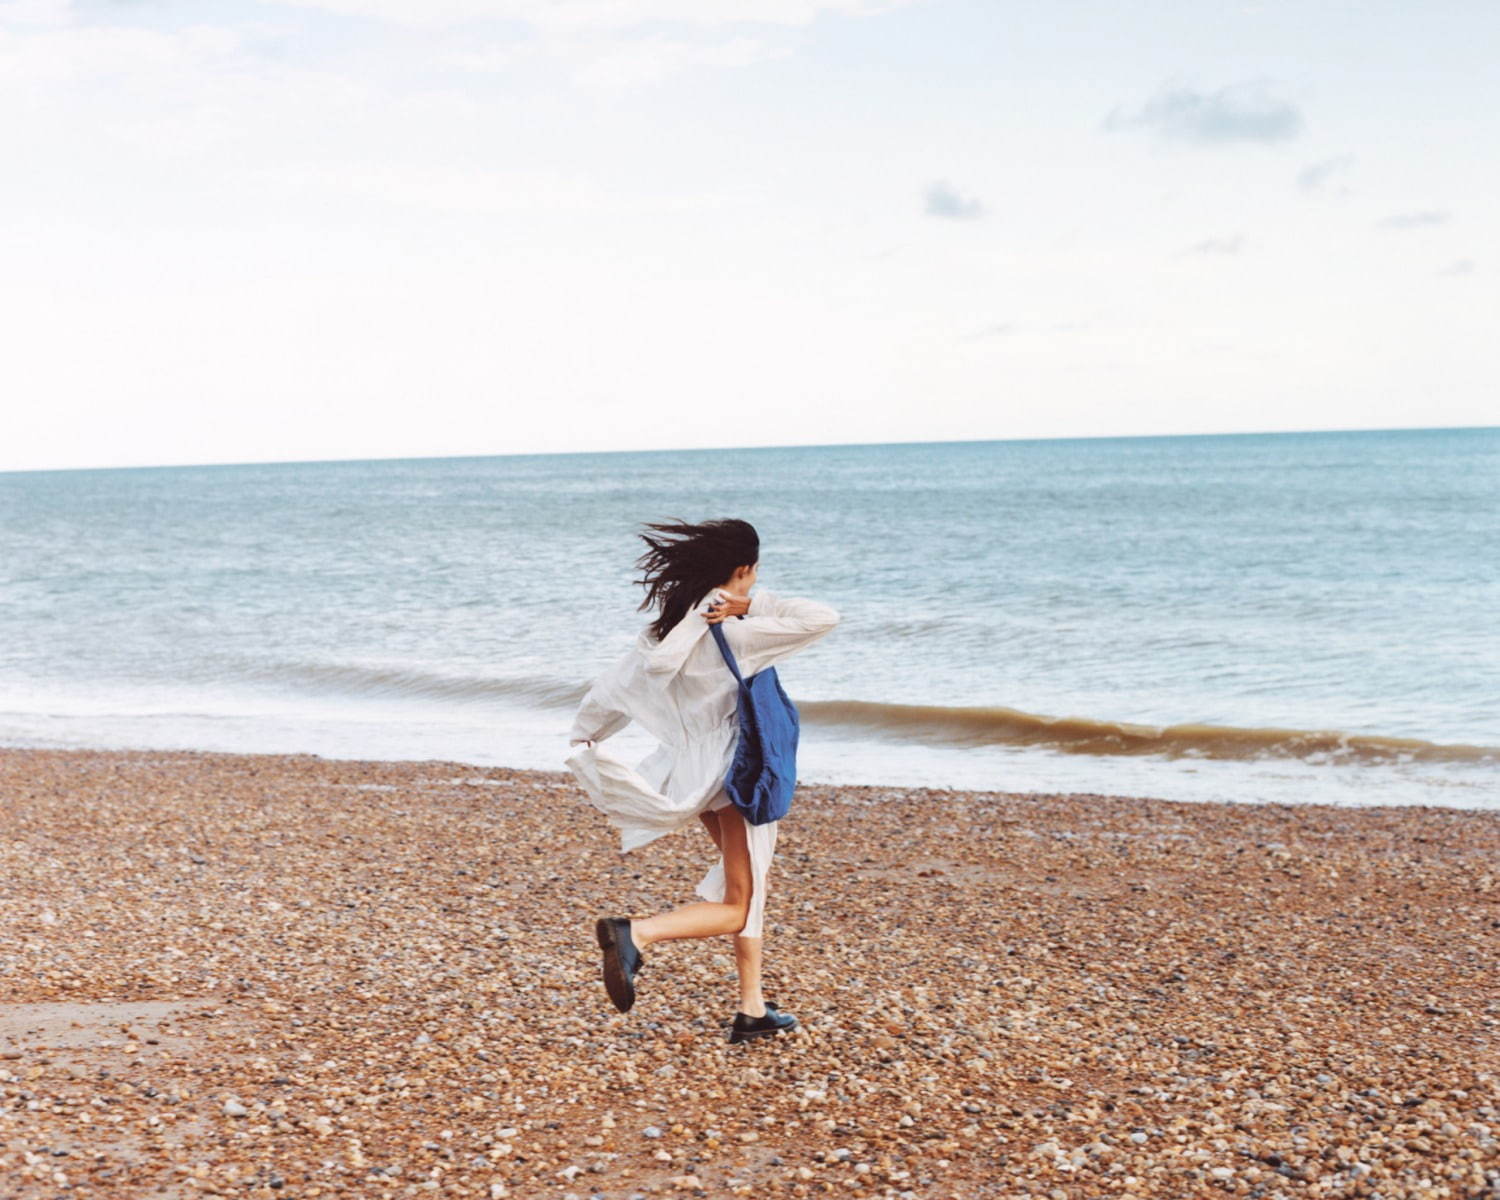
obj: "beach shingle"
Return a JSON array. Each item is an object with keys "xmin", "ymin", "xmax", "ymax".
[{"xmin": 0, "ymin": 747, "xmax": 1495, "ymax": 1198}]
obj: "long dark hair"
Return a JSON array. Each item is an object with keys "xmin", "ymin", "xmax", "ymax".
[{"xmin": 636, "ymin": 518, "xmax": 759, "ymax": 643}]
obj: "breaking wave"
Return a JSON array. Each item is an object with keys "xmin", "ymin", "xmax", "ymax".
[{"xmin": 799, "ymin": 699, "xmax": 1500, "ymax": 767}]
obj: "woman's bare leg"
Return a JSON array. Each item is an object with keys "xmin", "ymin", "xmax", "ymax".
[
  {"xmin": 699, "ymin": 808, "xmax": 724, "ymax": 852},
  {"xmin": 630, "ymin": 807, "xmax": 751, "ymax": 943},
  {"xmin": 705, "ymin": 810, "xmax": 768, "ymax": 1016},
  {"xmin": 629, "ymin": 807, "xmax": 767, "ymax": 1016},
  {"xmin": 733, "ymin": 932, "xmax": 765, "ymax": 1018}
]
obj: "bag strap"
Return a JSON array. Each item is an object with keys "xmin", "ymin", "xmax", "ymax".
[{"xmin": 708, "ymin": 622, "xmax": 746, "ymax": 685}]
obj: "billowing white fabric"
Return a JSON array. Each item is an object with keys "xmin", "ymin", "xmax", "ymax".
[{"xmin": 564, "ymin": 586, "xmax": 840, "ymax": 938}]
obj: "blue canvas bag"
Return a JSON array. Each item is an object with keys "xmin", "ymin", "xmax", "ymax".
[{"xmin": 708, "ymin": 621, "xmax": 800, "ymax": 825}]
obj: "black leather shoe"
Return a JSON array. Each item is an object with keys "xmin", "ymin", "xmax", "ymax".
[
  {"xmin": 727, "ymin": 1001, "xmax": 798, "ymax": 1044},
  {"xmin": 595, "ymin": 917, "xmax": 644, "ymax": 1013}
]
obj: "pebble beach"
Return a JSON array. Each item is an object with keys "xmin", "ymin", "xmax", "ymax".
[{"xmin": 0, "ymin": 747, "xmax": 1496, "ymax": 1200}]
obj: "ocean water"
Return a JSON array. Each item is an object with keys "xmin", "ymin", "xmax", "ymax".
[{"xmin": 1, "ymin": 427, "xmax": 1496, "ymax": 810}]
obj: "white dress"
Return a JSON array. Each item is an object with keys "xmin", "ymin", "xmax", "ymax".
[{"xmin": 564, "ymin": 585, "xmax": 840, "ymax": 938}]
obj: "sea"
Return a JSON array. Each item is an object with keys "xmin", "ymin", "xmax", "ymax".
[{"xmin": 1, "ymin": 427, "xmax": 1496, "ymax": 811}]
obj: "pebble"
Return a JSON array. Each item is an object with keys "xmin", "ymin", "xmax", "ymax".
[{"xmin": 0, "ymin": 747, "xmax": 1494, "ymax": 1199}]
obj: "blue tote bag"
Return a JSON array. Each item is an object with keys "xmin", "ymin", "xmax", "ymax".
[{"xmin": 708, "ymin": 621, "xmax": 800, "ymax": 825}]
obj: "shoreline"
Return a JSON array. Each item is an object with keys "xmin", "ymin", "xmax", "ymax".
[
  {"xmin": 1, "ymin": 745, "xmax": 1496, "ymax": 1199},
  {"xmin": 1, "ymin": 734, "xmax": 1493, "ymax": 816}
]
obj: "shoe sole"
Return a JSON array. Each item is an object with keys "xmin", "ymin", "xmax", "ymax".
[
  {"xmin": 595, "ymin": 918, "xmax": 635, "ymax": 1014},
  {"xmin": 727, "ymin": 1014, "xmax": 798, "ymax": 1044}
]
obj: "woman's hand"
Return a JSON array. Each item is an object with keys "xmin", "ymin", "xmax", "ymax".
[{"xmin": 704, "ymin": 593, "xmax": 751, "ymax": 623}]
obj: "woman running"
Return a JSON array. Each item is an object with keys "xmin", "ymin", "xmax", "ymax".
[{"xmin": 565, "ymin": 518, "xmax": 840, "ymax": 1043}]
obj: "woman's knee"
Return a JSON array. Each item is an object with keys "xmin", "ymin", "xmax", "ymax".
[
  {"xmin": 721, "ymin": 878, "xmax": 752, "ymax": 930},
  {"xmin": 727, "ymin": 898, "xmax": 751, "ymax": 934}
]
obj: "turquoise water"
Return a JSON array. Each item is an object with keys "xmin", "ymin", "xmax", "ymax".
[{"xmin": 1, "ymin": 427, "xmax": 1496, "ymax": 809}]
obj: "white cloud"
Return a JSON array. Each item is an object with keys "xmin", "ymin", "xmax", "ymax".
[
  {"xmin": 1376, "ymin": 209, "xmax": 1450, "ymax": 230},
  {"xmin": 924, "ymin": 180, "xmax": 984, "ymax": 220},
  {"xmin": 1297, "ymin": 153, "xmax": 1353, "ymax": 192},
  {"xmin": 0, "ymin": 23, "xmax": 208, "ymax": 85},
  {"xmin": 1182, "ymin": 234, "xmax": 1246, "ymax": 256},
  {"xmin": 1103, "ymin": 80, "xmax": 1304, "ymax": 144},
  {"xmin": 568, "ymin": 32, "xmax": 781, "ymax": 88},
  {"xmin": 444, "ymin": 43, "xmax": 531, "ymax": 72},
  {"xmin": 253, "ymin": 0, "xmax": 910, "ymax": 31},
  {"xmin": 959, "ymin": 321, "xmax": 1017, "ymax": 342},
  {"xmin": 0, "ymin": 0, "xmax": 72, "ymax": 27}
]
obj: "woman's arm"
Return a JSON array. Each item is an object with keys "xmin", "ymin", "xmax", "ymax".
[
  {"xmin": 727, "ymin": 589, "xmax": 841, "ymax": 678},
  {"xmin": 568, "ymin": 653, "xmax": 634, "ymax": 745}
]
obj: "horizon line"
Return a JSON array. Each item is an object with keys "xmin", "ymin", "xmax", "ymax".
[{"xmin": 2, "ymin": 422, "xmax": 1496, "ymax": 477}]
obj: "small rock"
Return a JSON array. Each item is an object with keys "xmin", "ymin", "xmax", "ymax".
[
  {"xmin": 223, "ymin": 1099, "xmax": 249, "ymax": 1117},
  {"xmin": 642, "ymin": 1125, "xmax": 663, "ymax": 1139}
]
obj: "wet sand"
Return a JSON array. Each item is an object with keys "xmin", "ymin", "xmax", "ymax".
[{"xmin": 0, "ymin": 746, "xmax": 1495, "ymax": 1199}]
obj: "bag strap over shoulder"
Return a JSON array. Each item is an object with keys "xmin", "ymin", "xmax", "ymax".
[{"xmin": 708, "ymin": 622, "xmax": 746, "ymax": 685}]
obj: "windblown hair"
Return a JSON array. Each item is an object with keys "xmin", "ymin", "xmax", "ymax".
[{"xmin": 636, "ymin": 518, "xmax": 759, "ymax": 643}]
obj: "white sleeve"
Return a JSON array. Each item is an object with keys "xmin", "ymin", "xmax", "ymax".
[
  {"xmin": 567, "ymin": 652, "xmax": 635, "ymax": 746},
  {"xmin": 729, "ymin": 589, "xmax": 841, "ymax": 678}
]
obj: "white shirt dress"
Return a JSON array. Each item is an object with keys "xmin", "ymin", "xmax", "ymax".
[{"xmin": 565, "ymin": 586, "xmax": 840, "ymax": 938}]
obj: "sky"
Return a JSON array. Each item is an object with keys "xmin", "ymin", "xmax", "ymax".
[{"xmin": 2, "ymin": 0, "xmax": 1496, "ymax": 471}]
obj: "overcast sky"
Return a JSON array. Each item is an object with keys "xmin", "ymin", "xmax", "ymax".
[{"xmin": 2, "ymin": 0, "xmax": 1495, "ymax": 471}]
